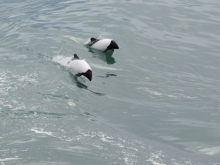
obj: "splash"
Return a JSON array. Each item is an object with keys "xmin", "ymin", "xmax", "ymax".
[
  {"xmin": 52, "ymin": 55, "xmax": 72, "ymax": 68},
  {"xmin": 98, "ymin": 29, "xmax": 105, "ymax": 39},
  {"xmin": 84, "ymin": 30, "xmax": 105, "ymax": 47}
]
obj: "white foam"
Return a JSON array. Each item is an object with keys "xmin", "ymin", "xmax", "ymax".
[
  {"xmin": 180, "ymin": 141, "xmax": 220, "ymax": 156},
  {"xmin": 137, "ymin": 87, "xmax": 163, "ymax": 96},
  {"xmin": 53, "ymin": 55, "xmax": 71, "ymax": 68},
  {"xmin": 146, "ymin": 151, "xmax": 166, "ymax": 165},
  {"xmin": 56, "ymin": 146, "xmax": 90, "ymax": 152},
  {"xmin": 67, "ymin": 101, "xmax": 76, "ymax": 107},
  {"xmin": 30, "ymin": 128, "xmax": 54, "ymax": 137},
  {"xmin": 137, "ymin": 87, "xmax": 197, "ymax": 100},
  {"xmin": 99, "ymin": 133, "xmax": 114, "ymax": 143},
  {"xmin": 0, "ymin": 158, "xmax": 21, "ymax": 162},
  {"xmin": 199, "ymin": 146, "xmax": 220, "ymax": 156}
]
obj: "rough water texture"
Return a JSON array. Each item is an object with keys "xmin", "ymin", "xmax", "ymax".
[{"xmin": 1, "ymin": 0, "xmax": 220, "ymax": 164}]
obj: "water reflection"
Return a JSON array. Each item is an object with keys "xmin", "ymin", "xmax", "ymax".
[
  {"xmin": 96, "ymin": 73, "xmax": 117, "ymax": 78},
  {"xmin": 88, "ymin": 48, "xmax": 116, "ymax": 64},
  {"xmin": 69, "ymin": 73, "xmax": 105, "ymax": 96}
]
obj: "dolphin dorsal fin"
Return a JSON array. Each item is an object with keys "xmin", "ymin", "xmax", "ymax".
[
  {"xmin": 73, "ymin": 54, "xmax": 80, "ymax": 59},
  {"xmin": 91, "ymin": 38, "xmax": 96, "ymax": 42}
]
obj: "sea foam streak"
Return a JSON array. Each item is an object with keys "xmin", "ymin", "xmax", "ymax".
[
  {"xmin": 0, "ymin": 158, "xmax": 22, "ymax": 162},
  {"xmin": 65, "ymin": 30, "xmax": 104, "ymax": 46},
  {"xmin": 64, "ymin": 35, "xmax": 85, "ymax": 44}
]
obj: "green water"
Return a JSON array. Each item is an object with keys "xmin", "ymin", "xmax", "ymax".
[{"xmin": 1, "ymin": 0, "xmax": 220, "ymax": 164}]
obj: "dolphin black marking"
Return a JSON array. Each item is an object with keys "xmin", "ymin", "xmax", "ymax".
[
  {"xmin": 88, "ymin": 38, "xmax": 100, "ymax": 46},
  {"xmin": 105, "ymin": 40, "xmax": 119, "ymax": 52}
]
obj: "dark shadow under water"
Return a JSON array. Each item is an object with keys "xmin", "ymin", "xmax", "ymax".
[
  {"xmin": 88, "ymin": 48, "xmax": 116, "ymax": 64},
  {"xmin": 69, "ymin": 73, "xmax": 105, "ymax": 96}
]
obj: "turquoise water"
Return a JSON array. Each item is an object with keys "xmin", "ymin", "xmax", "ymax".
[{"xmin": 1, "ymin": 0, "xmax": 220, "ymax": 164}]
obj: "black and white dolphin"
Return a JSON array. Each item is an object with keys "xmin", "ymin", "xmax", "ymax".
[
  {"xmin": 85, "ymin": 38, "xmax": 119, "ymax": 52},
  {"xmin": 67, "ymin": 54, "xmax": 92, "ymax": 81}
]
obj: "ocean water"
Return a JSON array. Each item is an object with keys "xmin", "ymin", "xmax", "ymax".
[{"xmin": 1, "ymin": 0, "xmax": 220, "ymax": 164}]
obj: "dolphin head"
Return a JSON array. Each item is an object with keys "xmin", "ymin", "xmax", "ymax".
[
  {"xmin": 105, "ymin": 40, "xmax": 119, "ymax": 52},
  {"xmin": 83, "ymin": 69, "xmax": 92, "ymax": 81}
]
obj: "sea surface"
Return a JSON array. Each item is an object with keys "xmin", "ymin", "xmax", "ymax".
[{"xmin": 1, "ymin": 0, "xmax": 220, "ymax": 164}]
